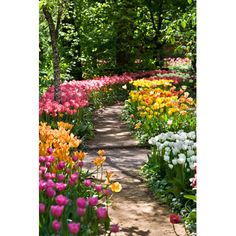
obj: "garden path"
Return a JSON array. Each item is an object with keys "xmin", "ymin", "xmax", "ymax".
[{"xmin": 85, "ymin": 103, "xmax": 185, "ymax": 236}]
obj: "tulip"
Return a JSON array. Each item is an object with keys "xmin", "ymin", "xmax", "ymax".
[
  {"xmin": 55, "ymin": 183, "xmax": 67, "ymax": 191},
  {"xmin": 57, "ymin": 174, "xmax": 65, "ymax": 182},
  {"xmin": 76, "ymin": 198, "xmax": 87, "ymax": 208},
  {"xmin": 169, "ymin": 214, "xmax": 181, "ymax": 224},
  {"xmin": 46, "ymin": 187, "xmax": 56, "ymax": 198},
  {"xmin": 103, "ymin": 189, "xmax": 112, "ymax": 196},
  {"xmin": 72, "ymin": 155, "xmax": 78, "ymax": 162},
  {"xmin": 110, "ymin": 224, "xmax": 119, "ymax": 233},
  {"xmin": 68, "ymin": 222, "xmax": 80, "ymax": 235},
  {"xmin": 39, "ymin": 156, "xmax": 46, "ymax": 163},
  {"xmin": 95, "ymin": 185, "xmax": 103, "ymax": 192},
  {"xmin": 78, "ymin": 161, "xmax": 84, "ymax": 167},
  {"xmin": 47, "ymin": 147, "xmax": 53, "ymax": 155},
  {"xmin": 39, "ymin": 203, "xmax": 45, "ymax": 214},
  {"xmin": 96, "ymin": 207, "xmax": 107, "ymax": 220},
  {"xmin": 88, "ymin": 197, "xmax": 98, "ymax": 207},
  {"xmin": 46, "ymin": 179, "xmax": 55, "ymax": 188},
  {"xmin": 84, "ymin": 179, "xmax": 92, "ymax": 187},
  {"xmin": 50, "ymin": 205, "xmax": 64, "ymax": 218},
  {"xmin": 57, "ymin": 161, "xmax": 65, "ymax": 170},
  {"xmin": 70, "ymin": 173, "xmax": 78, "ymax": 182},
  {"xmin": 47, "ymin": 156, "xmax": 55, "ymax": 162},
  {"xmin": 55, "ymin": 194, "xmax": 69, "ymax": 206},
  {"xmin": 52, "ymin": 219, "xmax": 61, "ymax": 232},
  {"xmin": 77, "ymin": 207, "xmax": 86, "ymax": 217}
]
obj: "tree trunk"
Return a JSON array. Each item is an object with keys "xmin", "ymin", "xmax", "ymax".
[{"xmin": 43, "ymin": 6, "xmax": 61, "ymax": 103}]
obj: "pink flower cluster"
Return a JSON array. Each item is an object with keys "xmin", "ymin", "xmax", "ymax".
[
  {"xmin": 164, "ymin": 57, "xmax": 191, "ymax": 67},
  {"xmin": 39, "ymin": 70, "xmax": 183, "ymax": 117},
  {"xmin": 39, "ymin": 74, "xmax": 135, "ymax": 117}
]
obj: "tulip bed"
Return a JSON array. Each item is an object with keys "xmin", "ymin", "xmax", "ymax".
[
  {"xmin": 39, "ymin": 70, "xmax": 193, "ymax": 140},
  {"xmin": 39, "ymin": 69, "xmax": 196, "ymax": 235},
  {"xmin": 39, "ymin": 122, "xmax": 122, "ymax": 235},
  {"xmin": 122, "ymin": 74, "xmax": 197, "ymax": 235}
]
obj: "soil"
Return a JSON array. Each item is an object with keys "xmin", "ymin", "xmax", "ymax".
[{"xmin": 85, "ymin": 103, "xmax": 186, "ymax": 236}]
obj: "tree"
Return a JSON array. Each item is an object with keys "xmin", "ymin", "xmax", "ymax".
[{"xmin": 40, "ymin": 0, "xmax": 66, "ymax": 102}]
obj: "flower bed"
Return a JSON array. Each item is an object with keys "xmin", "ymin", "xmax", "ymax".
[
  {"xmin": 122, "ymin": 78, "xmax": 196, "ymax": 143},
  {"xmin": 39, "ymin": 123, "xmax": 122, "ymax": 235},
  {"xmin": 143, "ymin": 131, "xmax": 197, "ymax": 235}
]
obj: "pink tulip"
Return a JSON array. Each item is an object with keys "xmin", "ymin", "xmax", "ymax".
[
  {"xmin": 47, "ymin": 156, "xmax": 55, "ymax": 162},
  {"xmin": 110, "ymin": 224, "xmax": 119, "ymax": 233},
  {"xmin": 55, "ymin": 183, "xmax": 67, "ymax": 191},
  {"xmin": 68, "ymin": 222, "xmax": 80, "ymax": 235},
  {"xmin": 57, "ymin": 161, "xmax": 65, "ymax": 170},
  {"xmin": 96, "ymin": 207, "xmax": 107, "ymax": 220},
  {"xmin": 77, "ymin": 207, "xmax": 86, "ymax": 216},
  {"xmin": 95, "ymin": 185, "xmax": 103, "ymax": 192},
  {"xmin": 52, "ymin": 219, "xmax": 61, "ymax": 232},
  {"xmin": 70, "ymin": 173, "xmax": 78, "ymax": 182},
  {"xmin": 88, "ymin": 197, "xmax": 98, "ymax": 207},
  {"xmin": 72, "ymin": 156, "xmax": 78, "ymax": 162},
  {"xmin": 50, "ymin": 205, "xmax": 64, "ymax": 218},
  {"xmin": 45, "ymin": 162, "xmax": 51, "ymax": 168},
  {"xmin": 39, "ymin": 203, "xmax": 45, "ymax": 213},
  {"xmin": 46, "ymin": 179, "xmax": 55, "ymax": 188},
  {"xmin": 46, "ymin": 187, "xmax": 56, "ymax": 198},
  {"xmin": 55, "ymin": 195, "xmax": 69, "ymax": 206},
  {"xmin": 39, "ymin": 156, "xmax": 46, "ymax": 163},
  {"xmin": 57, "ymin": 174, "xmax": 65, "ymax": 182},
  {"xmin": 47, "ymin": 147, "xmax": 53, "ymax": 155},
  {"xmin": 103, "ymin": 189, "xmax": 112, "ymax": 196},
  {"xmin": 84, "ymin": 179, "xmax": 92, "ymax": 187},
  {"xmin": 76, "ymin": 197, "xmax": 87, "ymax": 208}
]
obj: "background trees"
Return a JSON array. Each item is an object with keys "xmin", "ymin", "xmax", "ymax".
[{"xmin": 39, "ymin": 0, "xmax": 196, "ymax": 96}]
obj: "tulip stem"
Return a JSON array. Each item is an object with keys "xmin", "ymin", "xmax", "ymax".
[{"xmin": 172, "ymin": 224, "xmax": 180, "ymax": 236}]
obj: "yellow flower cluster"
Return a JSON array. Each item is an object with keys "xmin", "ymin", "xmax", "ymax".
[
  {"xmin": 128, "ymin": 79, "xmax": 194, "ymax": 121},
  {"xmin": 39, "ymin": 122, "xmax": 81, "ymax": 166},
  {"xmin": 131, "ymin": 79, "xmax": 173, "ymax": 89}
]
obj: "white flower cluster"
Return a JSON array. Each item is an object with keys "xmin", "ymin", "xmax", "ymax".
[{"xmin": 148, "ymin": 131, "xmax": 196, "ymax": 170}]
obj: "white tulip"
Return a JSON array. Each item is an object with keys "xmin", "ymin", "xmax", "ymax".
[
  {"xmin": 164, "ymin": 155, "xmax": 170, "ymax": 162},
  {"xmin": 172, "ymin": 159, "xmax": 178, "ymax": 165},
  {"xmin": 168, "ymin": 164, "xmax": 174, "ymax": 169}
]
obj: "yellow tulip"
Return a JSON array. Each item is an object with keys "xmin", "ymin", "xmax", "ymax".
[{"xmin": 109, "ymin": 182, "xmax": 122, "ymax": 193}]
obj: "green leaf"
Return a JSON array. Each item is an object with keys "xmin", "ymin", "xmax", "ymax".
[
  {"xmin": 188, "ymin": 0, "xmax": 192, "ymax": 4},
  {"xmin": 181, "ymin": 20, "xmax": 187, "ymax": 29},
  {"xmin": 184, "ymin": 194, "xmax": 196, "ymax": 202}
]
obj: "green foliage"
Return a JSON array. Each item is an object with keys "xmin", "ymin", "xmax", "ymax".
[{"xmin": 39, "ymin": 0, "xmax": 196, "ymax": 88}]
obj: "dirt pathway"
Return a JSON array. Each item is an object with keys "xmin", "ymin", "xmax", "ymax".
[{"xmin": 85, "ymin": 103, "xmax": 185, "ymax": 236}]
